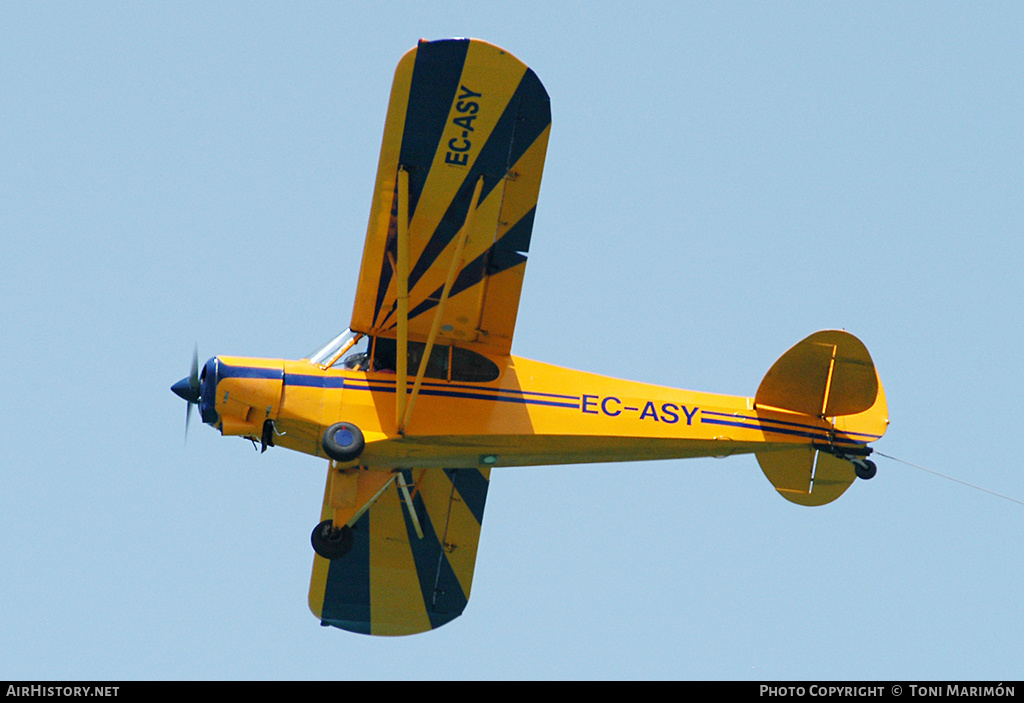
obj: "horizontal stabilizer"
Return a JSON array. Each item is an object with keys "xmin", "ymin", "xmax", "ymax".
[
  {"xmin": 756, "ymin": 447, "xmax": 856, "ymax": 506},
  {"xmin": 755, "ymin": 330, "xmax": 878, "ymax": 417}
]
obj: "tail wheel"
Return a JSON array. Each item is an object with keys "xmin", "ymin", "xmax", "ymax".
[
  {"xmin": 311, "ymin": 519, "xmax": 354, "ymax": 559},
  {"xmin": 854, "ymin": 459, "xmax": 877, "ymax": 480},
  {"xmin": 322, "ymin": 422, "xmax": 365, "ymax": 462}
]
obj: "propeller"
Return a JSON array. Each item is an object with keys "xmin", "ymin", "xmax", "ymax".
[{"xmin": 171, "ymin": 345, "xmax": 201, "ymax": 438}]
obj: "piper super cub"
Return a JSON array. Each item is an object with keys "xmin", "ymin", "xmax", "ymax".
[{"xmin": 172, "ymin": 38, "xmax": 888, "ymax": 636}]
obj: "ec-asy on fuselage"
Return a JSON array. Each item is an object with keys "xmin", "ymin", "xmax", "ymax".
[{"xmin": 172, "ymin": 38, "xmax": 888, "ymax": 637}]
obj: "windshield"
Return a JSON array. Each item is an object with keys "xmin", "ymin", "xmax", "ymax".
[{"xmin": 306, "ymin": 329, "xmax": 365, "ymax": 368}]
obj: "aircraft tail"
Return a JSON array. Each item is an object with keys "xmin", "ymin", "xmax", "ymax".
[{"xmin": 754, "ymin": 330, "xmax": 888, "ymax": 506}]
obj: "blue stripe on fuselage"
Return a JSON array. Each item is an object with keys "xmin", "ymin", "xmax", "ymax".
[
  {"xmin": 215, "ymin": 361, "xmax": 581, "ymax": 410},
  {"xmin": 700, "ymin": 409, "xmax": 880, "ymax": 444}
]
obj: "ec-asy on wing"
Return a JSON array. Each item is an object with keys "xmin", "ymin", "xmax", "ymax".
[
  {"xmin": 350, "ymin": 38, "xmax": 551, "ymax": 357},
  {"xmin": 309, "ymin": 466, "xmax": 491, "ymax": 636}
]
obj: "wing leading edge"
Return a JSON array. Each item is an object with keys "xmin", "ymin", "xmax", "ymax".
[
  {"xmin": 350, "ymin": 38, "xmax": 551, "ymax": 356},
  {"xmin": 309, "ymin": 467, "xmax": 491, "ymax": 636}
]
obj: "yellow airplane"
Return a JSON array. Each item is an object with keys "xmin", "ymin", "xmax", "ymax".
[{"xmin": 171, "ymin": 38, "xmax": 888, "ymax": 636}]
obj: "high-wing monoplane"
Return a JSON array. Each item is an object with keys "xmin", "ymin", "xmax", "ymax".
[{"xmin": 172, "ymin": 39, "xmax": 888, "ymax": 636}]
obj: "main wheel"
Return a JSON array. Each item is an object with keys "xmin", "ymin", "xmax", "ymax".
[
  {"xmin": 855, "ymin": 459, "xmax": 877, "ymax": 480},
  {"xmin": 311, "ymin": 519, "xmax": 354, "ymax": 559},
  {"xmin": 321, "ymin": 422, "xmax": 365, "ymax": 462}
]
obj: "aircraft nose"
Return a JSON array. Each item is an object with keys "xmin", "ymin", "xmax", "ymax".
[
  {"xmin": 198, "ymin": 356, "xmax": 221, "ymax": 426},
  {"xmin": 171, "ymin": 376, "xmax": 200, "ymax": 403},
  {"xmin": 172, "ymin": 347, "xmax": 205, "ymax": 437},
  {"xmin": 171, "ymin": 351, "xmax": 221, "ymax": 431}
]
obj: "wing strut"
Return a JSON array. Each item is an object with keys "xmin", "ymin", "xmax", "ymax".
[
  {"xmin": 395, "ymin": 167, "xmax": 411, "ymax": 432},
  {"xmin": 396, "ymin": 175, "xmax": 484, "ymax": 435},
  {"xmin": 397, "ymin": 471, "xmax": 425, "ymax": 539},
  {"xmin": 327, "ymin": 464, "xmax": 396, "ymax": 529}
]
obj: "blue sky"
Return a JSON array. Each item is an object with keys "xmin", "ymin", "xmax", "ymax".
[{"xmin": 2, "ymin": 2, "xmax": 1022, "ymax": 680}]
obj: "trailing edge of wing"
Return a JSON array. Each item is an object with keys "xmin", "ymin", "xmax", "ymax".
[
  {"xmin": 350, "ymin": 38, "xmax": 551, "ymax": 356},
  {"xmin": 308, "ymin": 466, "xmax": 492, "ymax": 636}
]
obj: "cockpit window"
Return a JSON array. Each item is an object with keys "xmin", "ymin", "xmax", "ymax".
[
  {"xmin": 339, "ymin": 336, "xmax": 371, "ymax": 370},
  {"xmin": 371, "ymin": 338, "xmax": 448, "ymax": 379},
  {"xmin": 370, "ymin": 339, "xmax": 499, "ymax": 381},
  {"xmin": 308, "ymin": 330, "xmax": 500, "ymax": 382},
  {"xmin": 451, "ymin": 346, "xmax": 499, "ymax": 382}
]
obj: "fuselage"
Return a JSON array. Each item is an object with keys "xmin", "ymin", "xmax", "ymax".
[{"xmin": 197, "ymin": 351, "xmax": 880, "ymax": 470}]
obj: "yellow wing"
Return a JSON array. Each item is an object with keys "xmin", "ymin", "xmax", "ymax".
[
  {"xmin": 308, "ymin": 467, "xmax": 491, "ymax": 636},
  {"xmin": 350, "ymin": 38, "xmax": 551, "ymax": 356}
]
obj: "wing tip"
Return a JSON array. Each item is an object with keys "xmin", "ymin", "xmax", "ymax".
[{"xmin": 316, "ymin": 612, "xmax": 463, "ymax": 636}]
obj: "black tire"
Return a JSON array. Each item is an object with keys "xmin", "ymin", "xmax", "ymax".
[
  {"xmin": 321, "ymin": 422, "xmax": 365, "ymax": 462},
  {"xmin": 311, "ymin": 519, "xmax": 354, "ymax": 559},
  {"xmin": 855, "ymin": 459, "xmax": 877, "ymax": 480}
]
